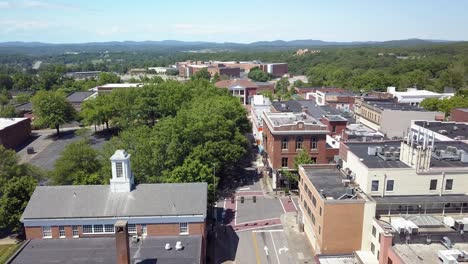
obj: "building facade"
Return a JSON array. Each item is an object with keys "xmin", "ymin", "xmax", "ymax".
[
  {"xmin": 0, "ymin": 117, "xmax": 31, "ymax": 149},
  {"xmin": 451, "ymin": 108, "xmax": 468, "ymax": 123},
  {"xmin": 21, "ymin": 150, "xmax": 208, "ymax": 241}
]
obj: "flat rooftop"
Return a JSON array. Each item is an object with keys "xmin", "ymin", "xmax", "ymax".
[
  {"xmin": 0, "ymin": 117, "xmax": 29, "ymax": 130},
  {"xmin": 10, "ymin": 235, "xmax": 202, "ymax": 264},
  {"xmin": 374, "ymin": 194, "xmax": 468, "ymax": 205},
  {"xmin": 345, "ymin": 141, "xmax": 410, "ymax": 169},
  {"xmin": 431, "ymin": 141, "xmax": 468, "ymax": 168},
  {"xmin": 414, "ymin": 121, "xmax": 468, "ymax": 140},
  {"xmin": 98, "ymin": 83, "xmax": 144, "ymax": 88},
  {"xmin": 393, "ymin": 242, "xmax": 468, "ymax": 264},
  {"xmin": 271, "ymin": 100, "xmax": 355, "ymax": 122},
  {"xmin": 302, "ymin": 167, "xmax": 359, "ymax": 200},
  {"xmin": 364, "ymin": 101, "xmax": 428, "ymax": 111},
  {"xmin": 264, "ymin": 112, "xmax": 324, "ymax": 127}
]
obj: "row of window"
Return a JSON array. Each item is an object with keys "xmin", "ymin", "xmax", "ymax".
[
  {"xmin": 370, "ymin": 178, "xmax": 454, "ymax": 192},
  {"xmin": 282, "ymin": 137, "xmax": 318, "ymax": 150},
  {"xmin": 41, "ymin": 223, "xmax": 188, "ymax": 238}
]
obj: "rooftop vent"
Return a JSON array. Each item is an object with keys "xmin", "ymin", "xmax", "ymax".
[
  {"xmin": 438, "ymin": 129, "xmax": 448, "ymax": 135},
  {"xmin": 175, "ymin": 241, "xmax": 183, "ymax": 251},
  {"xmin": 432, "ymin": 146, "xmax": 465, "ymax": 161},
  {"xmin": 165, "ymin": 243, "xmax": 171, "ymax": 250},
  {"xmin": 377, "ymin": 146, "xmax": 400, "ymax": 161}
]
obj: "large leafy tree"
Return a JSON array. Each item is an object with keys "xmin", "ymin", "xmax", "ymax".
[
  {"xmin": 31, "ymin": 90, "xmax": 76, "ymax": 136},
  {"xmin": 294, "ymin": 149, "xmax": 314, "ymax": 170},
  {"xmin": 52, "ymin": 140, "xmax": 104, "ymax": 185},
  {"xmin": 80, "ymin": 94, "xmax": 114, "ymax": 130},
  {"xmin": 248, "ymin": 67, "xmax": 270, "ymax": 82},
  {"xmin": 190, "ymin": 68, "xmax": 211, "ymax": 81},
  {"xmin": 97, "ymin": 72, "xmax": 121, "ymax": 85}
]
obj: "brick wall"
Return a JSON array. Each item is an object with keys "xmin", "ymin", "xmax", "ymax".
[
  {"xmin": 450, "ymin": 108, "xmax": 468, "ymax": 122},
  {"xmin": 25, "ymin": 226, "xmax": 43, "ymax": 239},
  {"xmin": 0, "ymin": 118, "xmax": 31, "ymax": 149}
]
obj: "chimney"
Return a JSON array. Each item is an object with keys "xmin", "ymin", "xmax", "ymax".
[{"xmin": 115, "ymin": 220, "xmax": 130, "ymax": 264}]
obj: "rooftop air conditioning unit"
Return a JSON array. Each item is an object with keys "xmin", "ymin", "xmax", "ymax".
[
  {"xmin": 438, "ymin": 249, "xmax": 461, "ymax": 264},
  {"xmin": 405, "ymin": 220, "xmax": 419, "ymax": 235},
  {"xmin": 443, "ymin": 216, "xmax": 455, "ymax": 227},
  {"xmin": 454, "ymin": 220, "xmax": 465, "ymax": 231}
]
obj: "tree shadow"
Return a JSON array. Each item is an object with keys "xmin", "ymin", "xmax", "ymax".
[{"xmin": 208, "ymin": 225, "xmax": 239, "ymax": 264}]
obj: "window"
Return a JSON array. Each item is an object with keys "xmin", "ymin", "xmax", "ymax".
[
  {"xmin": 319, "ymin": 207, "xmax": 322, "ymax": 216},
  {"xmin": 371, "ymin": 242, "xmax": 375, "ymax": 254},
  {"xmin": 128, "ymin": 224, "xmax": 137, "ymax": 234},
  {"xmin": 312, "ymin": 196, "xmax": 317, "ymax": 207},
  {"xmin": 318, "ymin": 226, "xmax": 321, "ymax": 235},
  {"xmin": 430, "ymin": 179, "xmax": 437, "ymax": 191},
  {"xmin": 93, "ymin": 224, "xmax": 104, "ymax": 233},
  {"xmin": 104, "ymin": 224, "xmax": 114, "ymax": 233},
  {"xmin": 377, "ymin": 251, "xmax": 380, "ymax": 260},
  {"xmin": 59, "ymin": 226, "xmax": 65, "ymax": 238},
  {"xmin": 116, "ymin": 162, "xmax": 123, "ymax": 178},
  {"xmin": 72, "ymin": 225, "xmax": 79, "ymax": 237},
  {"xmin": 83, "ymin": 225, "xmax": 93, "ymax": 234},
  {"xmin": 372, "ymin": 226, "xmax": 376, "ymax": 237},
  {"xmin": 371, "ymin": 180, "xmax": 379, "ymax": 192},
  {"xmin": 311, "ymin": 212, "xmax": 316, "ymax": 225},
  {"xmin": 239, "ymin": 90, "xmax": 244, "ymax": 95},
  {"xmin": 386, "ymin": 180, "xmax": 394, "ymax": 191},
  {"xmin": 332, "ymin": 126, "xmax": 336, "ymax": 133},
  {"xmin": 179, "ymin": 222, "xmax": 189, "ymax": 235},
  {"xmin": 311, "ymin": 157, "xmax": 317, "ymax": 164},
  {"xmin": 42, "ymin": 226, "xmax": 52, "ymax": 238},
  {"xmin": 282, "ymin": 138, "xmax": 288, "ymax": 150},
  {"xmin": 445, "ymin": 179, "xmax": 453, "ymax": 191},
  {"xmin": 141, "ymin": 224, "xmax": 147, "ymax": 235},
  {"xmin": 281, "ymin": 157, "xmax": 288, "ymax": 168},
  {"xmin": 311, "ymin": 138, "xmax": 318, "ymax": 150},
  {"xmin": 388, "ymin": 257, "xmax": 393, "ymax": 264},
  {"xmin": 296, "ymin": 137, "xmax": 303, "ymax": 150}
]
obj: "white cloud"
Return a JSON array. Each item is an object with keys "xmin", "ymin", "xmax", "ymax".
[{"xmin": 0, "ymin": 1, "xmax": 10, "ymax": 8}]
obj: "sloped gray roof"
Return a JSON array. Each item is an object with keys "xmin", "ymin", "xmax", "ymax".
[
  {"xmin": 66, "ymin": 91, "xmax": 96, "ymax": 103},
  {"xmin": 21, "ymin": 183, "xmax": 207, "ymax": 220}
]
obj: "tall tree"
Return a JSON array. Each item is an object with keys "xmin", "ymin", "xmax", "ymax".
[
  {"xmin": 53, "ymin": 140, "xmax": 104, "ymax": 185},
  {"xmin": 31, "ymin": 90, "xmax": 76, "ymax": 136},
  {"xmin": 190, "ymin": 68, "xmax": 211, "ymax": 81}
]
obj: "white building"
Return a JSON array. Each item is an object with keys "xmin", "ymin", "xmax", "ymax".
[
  {"xmin": 387, "ymin": 87, "xmax": 454, "ymax": 106},
  {"xmin": 250, "ymin": 95, "xmax": 271, "ymax": 150}
]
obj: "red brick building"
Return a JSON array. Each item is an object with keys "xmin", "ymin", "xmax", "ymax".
[
  {"xmin": 21, "ymin": 149, "xmax": 207, "ymax": 262},
  {"xmin": 450, "ymin": 108, "xmax": 468, "ymax": 122},
  {"xmin": 215, "ymin": 79, "xmax": 258, "ymax": 104},
  {"xmin": 262, "ymin": 110, "xmax": 339, "ymax": 188},
  {"xmin": 0, "ymin": 117, "xmax": 31, "ymax": 149}
]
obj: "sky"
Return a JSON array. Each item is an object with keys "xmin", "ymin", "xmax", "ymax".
[{"xmin": 0, "ymin": 0, "xmax": 467, "ymax": 43}]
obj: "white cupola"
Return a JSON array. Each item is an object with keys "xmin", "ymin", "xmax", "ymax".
[{"xmin": 110, "ymin": 150, "xmax": 134, "ymax": 192}]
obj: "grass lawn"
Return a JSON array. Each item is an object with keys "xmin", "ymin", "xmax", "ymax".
[{"xmin": 0, "ymin": 243, "xmax": 22, "ymax": 263}]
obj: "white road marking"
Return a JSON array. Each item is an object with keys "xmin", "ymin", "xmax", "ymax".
[
  {"xmin": 279, "ymin": 198, "xmax": 287, "ymax": 214},
  {"xmin": 238, "ymin": 187, "xmax": 251, "ymax": 191},
  {"xmin": 264, "ymin": 245, "xmax": 269, "ymax": 256},
  {"xmin": 270, "ymin": 232, "xmax": 281, "ymax": 264},
  {"xmin": 234, "ymin": 197, "xmax": 238, "ymax": 226},
  {"xmin": 235, "ymin": 224, "xmax": 283, "ymax": 233},
  {"xmin": 236, "ymin": 217, "xmax": 280, "ymax": 226},
  {"xmin": 278, "ymin": 247, "xmax": 289, "ymax": 255},
  {"xmin": 252, "ymin": 229, "xmax": 284, "ymax": 233}
]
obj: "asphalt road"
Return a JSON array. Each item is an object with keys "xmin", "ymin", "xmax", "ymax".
[{"xmin": 236, "ymin": 227, "xmax": 294, "ymax": 264}]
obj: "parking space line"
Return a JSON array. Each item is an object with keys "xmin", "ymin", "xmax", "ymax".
[
  {"xmin": 252, "ymin": 232, "xmax": 261, "ymax": 264},
  {"xmin": 270, "ymin": 232, "xmax": 281, "ymax": 264}
]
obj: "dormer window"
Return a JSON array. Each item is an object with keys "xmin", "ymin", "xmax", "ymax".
[{"xmin": 116, "ymin": 162, "xmax": 123, "ymax": 178}]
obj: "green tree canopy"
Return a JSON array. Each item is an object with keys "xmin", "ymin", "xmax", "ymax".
[
  {"xmin": 31, "ymin": 90, "xmax": 76, "ymax": 135},
  {"xmin": 248, "ymin": 67, "xmax": 270, "ymax": 82},
  {"xmin": 190, "ymin": 68, "xmax": 211, "ymax": 81}
]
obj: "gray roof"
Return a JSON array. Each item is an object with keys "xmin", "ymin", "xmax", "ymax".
[
  {"xmin": 346, "ymin": 141, "xmax": 410, "ymax": 169},
  {"xmin": 414, "ymin": 121, "xmax": 468, "ymax": 140},
  {"xmin": 373, "ymin": 194, "xmax": 468, "ymax": 205},
  {"xmin": 10, "ymin": 235, "xmax": 202, "ymax": 264},
  {"xmin": 15, "ymin": 102, "xmax": 32, "ymax": 112},
  {"xmin": 302, "ymin": 167, "xmax": 358, "ymax": 200},
  {"xmin": 21, "ymin": 183, "xmax": 207, "ymax": 220},
  {"xmin": 66, "ymin": 91, "xmax": 96, "ymax": 103}
]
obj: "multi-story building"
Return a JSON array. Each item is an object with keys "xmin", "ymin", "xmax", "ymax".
[
  {"xmin": 451, "ymin": 108, "xmax": 468, "ymax": 122},
  {"xmin": 66, "ymin": 71, "xmax": 102, "ymax": 79},
  {"xmin": 250, "ymin": 95, "xmax": 272, "ymax": 148},
  {"xmin": 411, "ymin": 120, "xmax": 468, "ymax": 142},
  {"xmin": 342, "ymin": 123, "xmax": 384, "ymax": 142},
  {"xmin": 305, "ymin": 88, "xmax": 355, "ymax": 112},
  {"xmin": 20, "ymin": 149, "xmax": 207, "ymax": 263},
  {"xmin": 354, "ymin": 99, "xmax": 443, "ymax": 138},
  {"xmin": 258, "ymin": 63, "xmax": 288, "ymax": 77},
  {"xmin": 262, "ymin": 110, "xmax": 341, "ymax": 188},
  {"xmin": 386, "ymin": 86, "xmax": 454, "ymax": 106},
  {"xmin": 298, "ymin": 165, "xmax": 375, "ymax": 255},
  {"xmin": 215, "ymin": 79, "xmax": 256, "ymax": 105}
]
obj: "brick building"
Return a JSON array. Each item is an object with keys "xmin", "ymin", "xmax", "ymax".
[
  {"xmin": 66, "ymin": 91, "xmax": 97, "ymax": 111},
  {"xmin": 258, "ymin": 63, "xmax": 288, "ymax": 77},
  {"xmin": 0, "ymin": 117, "xmax": 31, "ymax": 149},
  {"xmin": 450, "ymin": 108, "xmax": 468, "ymax": 122},
  {"xmin": 215, "ymin": 79, "xmax": 260, "ymax": 105},
  {"xmin": 21, "ymin": 149, "xmax": 207, "ymax": 263}
]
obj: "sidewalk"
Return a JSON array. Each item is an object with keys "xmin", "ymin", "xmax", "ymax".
[{"xmin": 281, "ymin": 212, "xmax": 316, "ymax": 264}]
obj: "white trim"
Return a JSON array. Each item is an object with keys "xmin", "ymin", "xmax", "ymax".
[
  {"xmin": 42, "ymin": 226, "xmax": 52, "ymax": 238},
  {"xmin": 179, "ymin": 222, "xmax": 189, "ymax": 235}
]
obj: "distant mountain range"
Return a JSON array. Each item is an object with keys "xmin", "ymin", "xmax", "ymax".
[{"xmin": 0, "ymin": 38, "xmax": 461, "ymax": 55}]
